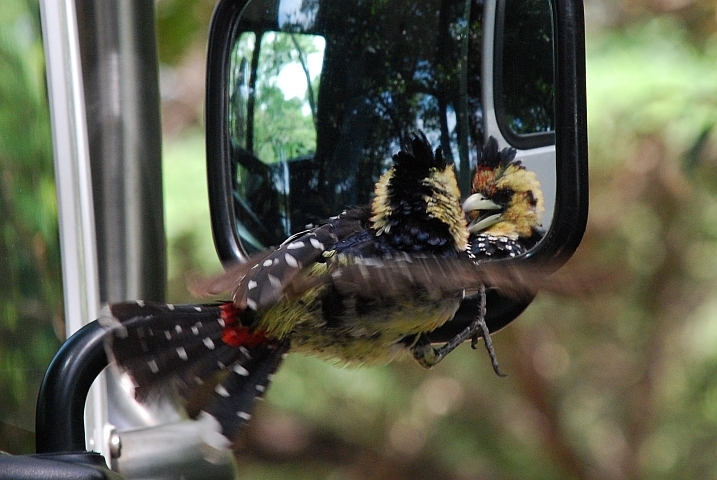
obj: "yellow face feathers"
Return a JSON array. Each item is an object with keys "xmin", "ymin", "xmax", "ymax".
[
  {"xmin": 491, "ymin": 165, "xmax": 544, "ymax": 238},
  {"xmin": 371, "ymin": 164, "xmax": 468, "ymax": 252},
  {"xmin": 370, "ymin": 168, "xmax": 393, "ymax": 233},
  {"xmin": 465, "ymin": 138, "xmax": 545, "ymax": 240}
]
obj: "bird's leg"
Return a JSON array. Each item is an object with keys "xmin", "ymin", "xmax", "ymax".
[
  {"xmin": 411, "ymin": 285, "xmax": 504, "ymax": 376},
  {"xmin": 470, "ymin": 285, "xmax": 505, "ymax": 376}
]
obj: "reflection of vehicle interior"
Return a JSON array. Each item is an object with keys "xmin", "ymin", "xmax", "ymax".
[{"xmin": 224, "ymin": 0, "xmax": 556, "ymax": 253}]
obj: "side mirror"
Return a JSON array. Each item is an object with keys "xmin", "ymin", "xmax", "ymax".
[{"xmin": 205, "ymin": 0, "xmax": 588, "ymax": 334}]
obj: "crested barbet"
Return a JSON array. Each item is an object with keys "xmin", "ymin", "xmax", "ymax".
[
  {"xmin": 101, "ymin": 133, "xmax": 538, "ymax": 445},
  {"xmin": 463, "ymin": 136, "xmax": 545, "ymax": 259}
]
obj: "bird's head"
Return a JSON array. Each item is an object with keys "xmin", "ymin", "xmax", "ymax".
[
  {"xmin": 463, "ymin": 137, "xmax": 545, "ymax": 240},
  {"xmin": 371, "ymin": 132, "xmax": 468, "ymax": 253}
]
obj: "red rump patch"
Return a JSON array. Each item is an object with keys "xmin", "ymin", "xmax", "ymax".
[
  {"xmin": 219, "ymin": 302, "xmax": 268, "ymax": 348},
  {"xmin": 219, "ymin": 302, "xmax": 240, "ymax": 325},
  {"xmin": 222, "ymin": 327, "xmax": 267, "ymax": 348}
]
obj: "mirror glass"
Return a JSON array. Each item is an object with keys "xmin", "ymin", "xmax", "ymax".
[{"xmin": 225, "ymin": 0, "xmax": 556, "ymax": 254}]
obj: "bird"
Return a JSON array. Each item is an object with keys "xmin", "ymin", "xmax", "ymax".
[
  {"xmin": 462, "ymin": 136, "xmax": 545, "ymax": 260},
  {"xmin": 101, "ymin": 133, "xmax": 542, "ymax": 445}
]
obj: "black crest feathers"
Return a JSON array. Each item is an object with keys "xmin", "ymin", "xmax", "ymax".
[{"xmin": 479, "ymin": 136, "xmax": 518, "ymax": 169}]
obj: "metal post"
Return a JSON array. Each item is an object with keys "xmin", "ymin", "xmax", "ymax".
[
  {"xmin": 39, "ymin": 0, "xmax": 108, "ymax": 459},
  {"xmin": 75, "ymin": 1, "xmax": 166, "ymax": 304},
  {"xmin": 41, "ymin": 0, "xmax": 167, "ymax": 461}
]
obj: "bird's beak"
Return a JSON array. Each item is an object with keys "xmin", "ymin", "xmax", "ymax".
[
  {"xmin": 462, "ymin": 193, "xmax": 502, "ymax": 233},
  {"xmin": 463, "ymin": 193, "xmax": 501, "ymax": 213}
]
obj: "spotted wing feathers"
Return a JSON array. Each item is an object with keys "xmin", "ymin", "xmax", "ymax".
[
  {"xmin": 234, "ymin": 227, "xmax": 336, "ymax": 311},
  {"xmin": 193, "ymin": 208, "xmax": 369, "ymax": 311}
]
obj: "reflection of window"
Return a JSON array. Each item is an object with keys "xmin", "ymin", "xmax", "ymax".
[
  {"xmin": 495, "ymin": 0, "xmax": 555, "ymax": 147},
  {"xmin": 229, "ymin": 32, "xmax": 325, "ymax": 163},
  {"xmin": 228, "ymin": 32, "xmax": 327, "ymax": 251}
]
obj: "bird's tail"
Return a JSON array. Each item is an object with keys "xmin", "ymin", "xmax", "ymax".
[{"xmin": 101, "ymin": 301, "xmax": 287, "ymax": 443}]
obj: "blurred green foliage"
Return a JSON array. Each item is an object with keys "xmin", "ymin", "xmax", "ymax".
[
  {"xmin": 155, "ymin": 0, "xmax": 215, "ymax": 65},
  {"xmin": 0, "ymin": 0, "xmax": 63, "ymax": 454}
]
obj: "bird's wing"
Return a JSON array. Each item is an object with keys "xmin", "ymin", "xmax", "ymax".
[
  {"xmin": 290, "ymin": 253, "xmax": 548, "ymax": 302},
  {"xmin": 191, "ymin": 207, "xmax": 369, "ymax": 311}
]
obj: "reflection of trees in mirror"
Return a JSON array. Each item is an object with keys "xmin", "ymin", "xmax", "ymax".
[
  {"xmin": 500, "ymin": 0, "xmax": 555, "ymax": 135},
  {"xmin": 228, "ymin": 31, "xmax": 324, "ymax": 251},
  {"xmin": 312, "ymin": 0, "xmax": 485, "ymax": 197},
  {"xmin": 229, "ymin": 32, "xmax": 321, "ymax": 162},
  {"xmin": 227, "ymin": 0, "xmax": 499, "ymax": 250}
]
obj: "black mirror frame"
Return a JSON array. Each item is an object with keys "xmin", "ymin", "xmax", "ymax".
[
  {"xmin": 534, "ymin": 0, "xmax": 588, "ymax": 271},
  {"xmin": 204, "ymin": 0, "xmax": 588, "ymax": 335}
]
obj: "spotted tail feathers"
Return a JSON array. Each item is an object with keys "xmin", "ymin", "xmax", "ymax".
[{"xmin": 102, "ymin": 301, "xmax": 287, "ymax": 444}]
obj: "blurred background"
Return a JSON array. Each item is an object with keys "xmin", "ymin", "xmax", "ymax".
[{"xmin": 3, "ymin": 0, "xmax": 717, "ymax": 478}]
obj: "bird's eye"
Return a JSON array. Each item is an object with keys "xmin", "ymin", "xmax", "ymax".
[{"xmin": 493, "ymin": 188, "xmax": 514, "ymax": 206}]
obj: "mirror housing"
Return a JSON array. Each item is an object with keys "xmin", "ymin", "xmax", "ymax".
[{"xmin": 205, "ymin": 0, "xmax": 588, "ymax": 335}]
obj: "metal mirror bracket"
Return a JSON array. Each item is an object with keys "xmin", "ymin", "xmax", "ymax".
[{"xmin": 34, "ymin": 321, "xmax": 238, "ymax": 480}]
